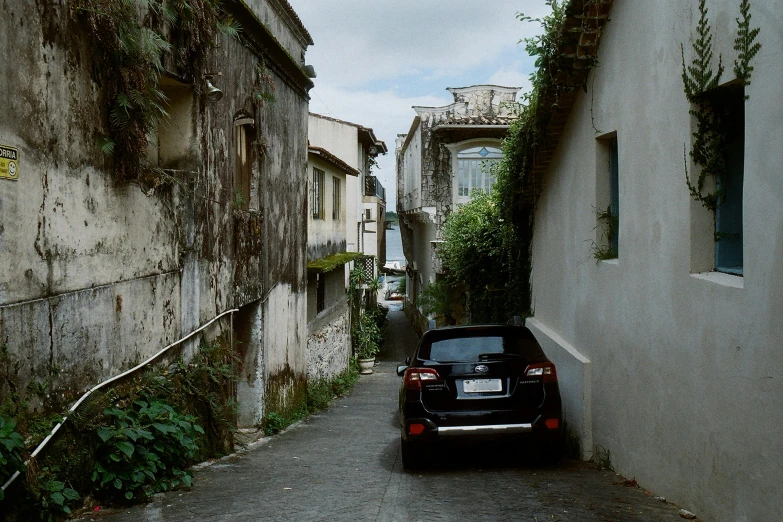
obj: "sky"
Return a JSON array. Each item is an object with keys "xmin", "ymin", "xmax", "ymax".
[{"xmin": 290, "ymin": 0, "xmax": 552, "ymax": 210}]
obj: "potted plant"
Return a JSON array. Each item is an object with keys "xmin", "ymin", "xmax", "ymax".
[{"xmin": 354, "ymin": 313, "xmax": 381, "ymax": 374}]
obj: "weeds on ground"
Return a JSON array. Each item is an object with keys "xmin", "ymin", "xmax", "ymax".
[{"xmin": 264, "ymin": 360, "xmax": 361, "ymax": 436}]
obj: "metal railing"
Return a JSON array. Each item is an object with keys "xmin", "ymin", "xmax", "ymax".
[
  {"xmin": 0, "ymin": 308, "xmax": 239, "ymax": 494},
  {"xmin": 364, "ymin": 176, "xmax": 385, "ymax": 202}
]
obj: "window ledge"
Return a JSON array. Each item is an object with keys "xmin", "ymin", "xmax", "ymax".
[
  {"xmin": 690, "ymin": 271, "xmax": 744, "ymax": 289},
  {"xmin": 600, "ymin": 258, "xmax": 619, "ymax": 266}
]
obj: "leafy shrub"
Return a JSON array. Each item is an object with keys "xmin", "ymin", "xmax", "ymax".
[
  {"xmin": 36, "ymin": 469, "xmax": 81, "ymax": 516},
  {"xmin": 92, "ymin": 399, "xmax": 203, "ymax": 502},
  {"xmin": 0, "ymin": 417, "xmax": 25, "ymax": 501},
  {"xmin": 353, "ymin": 312, "xmax": 381, "ymax": 359}
]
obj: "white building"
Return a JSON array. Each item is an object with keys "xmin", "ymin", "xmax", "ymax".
[
  {"xmin": 396, "ymin": 85, "xmax": 521, "ymax": 330},
  {"xmin": 308, "ymin": 113, "xmax": 388, "ymax": 267},
  {"xmin": 305, "ymin": 144, "xmax": 360, "ymax": 379},
  {"xmin": 523, "ymin": 1, "xmax": 782, "ymax": 520}
]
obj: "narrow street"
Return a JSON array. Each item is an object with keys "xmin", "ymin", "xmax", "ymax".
[{"xmin": 89, "ymin": 307, "xmax": 689, "ymax": 522}]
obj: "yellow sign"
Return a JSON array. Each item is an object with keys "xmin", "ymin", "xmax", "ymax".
[{"xmin": 0, "ymin": 145, "xmax": 18, "ymax": 181}]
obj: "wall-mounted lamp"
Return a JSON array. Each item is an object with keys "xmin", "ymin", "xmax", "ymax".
[{"xmin": 204, "ymin": 74, "xmax": 223, "ymax": 103}]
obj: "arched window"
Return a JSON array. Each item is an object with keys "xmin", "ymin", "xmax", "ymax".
[{"xmin": 456, "ymin": 146, "xmax": 503, "ymax": 199}]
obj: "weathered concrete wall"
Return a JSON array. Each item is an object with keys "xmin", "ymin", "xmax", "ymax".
[
  {"xmin": 262, "ymin": 284, "xmax": 307, "ymax": 415},
  {"xmin": 530, "ymin": 1, "xmax": 783, "ymax": 520},
  {"xmin": 0, "ymin": 0, "xmax": 312, "ymax": 424},
  {"xmin": 244, "ymin": 0, "xmax": 312, "ymax": 66}
]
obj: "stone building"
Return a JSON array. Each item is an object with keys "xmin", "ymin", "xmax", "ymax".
[
  {"xmin": 0, "ymin": 0, "xmax": 315, "ymax": 428},
  {"xmin": 395, "ymin": 85, "xmax": 521, "ymax": 330}
]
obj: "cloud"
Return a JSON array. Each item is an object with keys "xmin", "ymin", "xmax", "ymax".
[
  {"xmin": 295, "ymin": 0, "xmax": 551, "ymax": 90},
  {"xmin": 289, "ymin": 0, "xmax": 553, "ymax": 208}
]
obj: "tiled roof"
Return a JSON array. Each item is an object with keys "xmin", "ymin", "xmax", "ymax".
[
  {"xmin": 435, "ymin": 115, "xmax": 515, "ymax": 127},
  {"xmin": 308, "ymin": 146, "xmax": 361, "ymax": 177}
]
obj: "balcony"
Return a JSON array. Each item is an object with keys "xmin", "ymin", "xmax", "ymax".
[{"xmin": 364, "ymin": 175, "xmax": 385, "ymax": 202}]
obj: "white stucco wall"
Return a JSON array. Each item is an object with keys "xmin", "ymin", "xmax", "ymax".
[
  {"xmin": 530, "ymin": 1, "xmax": 783, "ymax": 520},
  {"xmin": 307, "ymin": 155, "xmax": 348, "ymax": 256},
  {"xmin": 401, "ymin": 125, "xmax": 423, "ymax": 212}
]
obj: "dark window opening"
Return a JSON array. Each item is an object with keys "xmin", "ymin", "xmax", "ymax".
[
  {"xmin": 234, "ymin": 122, "xmax": 255, "ymax": 211},
  {"xmin": 713, "ymin": 86, "xmax": 744, "ymax": 275},
  {"xmin": 332, "ymin": 177, "xmax": 341, "ymax": 220},
  {"xmin": 312, "ymin": 168, "xmax": 325, "ymax": 220},
  {"xmin": 608, "ymin": 137, "xmax": 619, "ymax": 256},
  {"xmin": 316, "ymin": 273, "xmax": 325, "ymax": 313}
]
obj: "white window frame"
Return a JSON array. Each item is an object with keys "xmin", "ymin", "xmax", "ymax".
[{"xmin": 446, "ymin": 139, "xmax": 504, "ymax": 206}]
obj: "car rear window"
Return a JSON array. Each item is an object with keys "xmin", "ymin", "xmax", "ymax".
[{"xmin": 421, "ymin": 333, "xmax": 542, "ymax": 363}]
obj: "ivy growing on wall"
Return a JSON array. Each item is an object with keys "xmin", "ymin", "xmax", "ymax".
[
  {"xmin": 681, "ymin": 0, "xmax": 761, "ymax": 211},
  {"xmin": 71, "ymin": 0, "xmax": 239, "ymax": 182}
]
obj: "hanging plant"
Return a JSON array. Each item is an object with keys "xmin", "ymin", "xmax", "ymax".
[{"xmin": 71, "ymin": 0, "xmax": 240, "ymax": 182}]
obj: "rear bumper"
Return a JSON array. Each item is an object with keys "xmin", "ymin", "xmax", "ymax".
[
  {"xmin": 438, "ymin": 423, "xmax": 532, "ymax": 437},
  {"xmin": 401, "ymin": 415, "xmax": 560, "ymax": 443}
]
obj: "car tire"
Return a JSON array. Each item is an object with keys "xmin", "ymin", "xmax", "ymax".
[{"xmin": 400, "ymin": 436, "xmax": 427, "ymax": 470}]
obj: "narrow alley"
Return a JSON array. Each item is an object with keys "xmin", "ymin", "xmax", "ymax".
[{"xmin": 87, "ymin": 306, "xmax": 689, "ymax": 522}]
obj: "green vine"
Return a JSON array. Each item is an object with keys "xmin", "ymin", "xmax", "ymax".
[
  {"xmin": 733, "ymin": 0, "xmax": 761, "ymax": 87},
  {"xmin": 71, "ymin": 0, "xmax": 239, "ymax": 181},
  {"xmin": 253, "ymin": 61, "xmax": 276, "ymax": 106},
  {"xmin": 590, "ymin": 205, "xmax": 618, "ymax": 262},
  {"xmin": 681, "ymin": 0, "xmax": 760, "ymax": 211}
]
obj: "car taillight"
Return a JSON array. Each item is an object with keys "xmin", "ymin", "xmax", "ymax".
[
  {"xmin": 525, "ymin": 363, "xmax": 557, "ymax": 383},
  {"xmin": 403, "ymin": 368, "xmax": 440, "ymax": 390}
]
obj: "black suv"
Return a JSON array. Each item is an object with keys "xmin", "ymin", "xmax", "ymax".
[{"xmin": 397, "ymin": 321, "xmax": 562, "ymax": 468}]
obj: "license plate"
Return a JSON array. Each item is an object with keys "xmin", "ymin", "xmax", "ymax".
[{"xmin": 463, "ymin": 379, "xmax": 502, "ymax": 393}]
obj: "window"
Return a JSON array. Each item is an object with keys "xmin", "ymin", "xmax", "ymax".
[
  {"xmin": 316, "ymin": 273, "xmax": 325, "ymax": 313},
  {"xmin": 608, "ymin": 137, "xmax": 619, "ymax": 256},
  {"xmin": 456, "ymin": 146, "xmax": 502, "ymax": 198},
  {"xmin": 365, "ymin": 208, "xmax": 371, "ymax": 221},
  {"xmin": 332, "ymin": 177, "xmax": 341, "ymax": 220},
  {"xmin": 595, "ymin": 133, "xmax": 619, "ymax": 260},
  {"xmin": 234, "ymin": 120, "xmax": 255, "ymax": 211},
  {"xmin": 713, "ymin": 86, "xmax": 744, "ymax": 275},
  {"xmin": 312, "ymin": 167, "xmax": 325, "ymax": 220}
]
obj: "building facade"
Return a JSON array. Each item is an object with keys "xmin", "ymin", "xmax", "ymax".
[
  {"xmin": 525, "ymin": 1, "xmax": 782, "ymax": 520},
  {"xmin": 0, "ymin": 0, "xmax": 315, "ymax": 428},
  {"xmin": 396, "ymin": 85, "xmax": 520, "ymax": 330},
  {"xmin": 305, "ymin": 143, "xmax": 360, "ymax": 380},
  {"xmin": 308, "ymin": 114, "xmax": 388, "ymax": 267}
]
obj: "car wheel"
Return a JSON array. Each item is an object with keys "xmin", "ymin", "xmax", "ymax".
[{"xmin": 400, "ymin": 436, "xmax": 427, "ymax": 470}]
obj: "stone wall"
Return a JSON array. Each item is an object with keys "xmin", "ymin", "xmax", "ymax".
[{"xmin": 306, "ymin": 305, "xmax": 351, "ymax": 380}]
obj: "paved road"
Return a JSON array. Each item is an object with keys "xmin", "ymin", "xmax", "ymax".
[{"xmin": 89, "ymin": 306, "xmax": 691, "ymax": 521}]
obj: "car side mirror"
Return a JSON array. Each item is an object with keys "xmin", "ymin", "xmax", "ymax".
[{"xmin": 396, "ymin": 365, "xmax": 408, "ymax": 377}]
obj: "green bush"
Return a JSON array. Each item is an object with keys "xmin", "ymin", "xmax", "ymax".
[
  {"xmin": 91, "ymin": 399, "xmax": 203, "ymax": 502},
  {"xmin": 0, "ymin": 417, "xmax": 25, "ymax": 501},
  {"xmin": 354, "ymin": 312, "xmax": 381, "ymax": 359}
]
